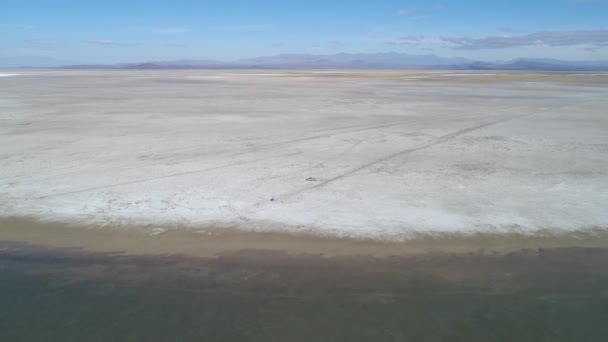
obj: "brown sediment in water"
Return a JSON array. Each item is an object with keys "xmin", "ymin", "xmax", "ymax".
[
  {"xmin": 2, "ymin": 235, "xmax": 608, "ymax": 341},
  {"xmin": 1, "ymin": 216, "xmax": 608, "ymax": 258},
  {"xmin": 2, "ymin": 217, "xmax": 608, "ymax": 340}
]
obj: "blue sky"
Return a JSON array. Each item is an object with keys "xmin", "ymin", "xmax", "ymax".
[{"xmin": 1, "ymin": 0, "xmax": 608, "ymax": 63}]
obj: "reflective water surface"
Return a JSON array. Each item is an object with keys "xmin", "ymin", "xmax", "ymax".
[{"xmin": 1, "ymin": 240, "xmax": 608, "ymax": 341}]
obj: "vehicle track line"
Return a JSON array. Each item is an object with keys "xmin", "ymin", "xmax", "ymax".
[
  {"xmin": 231, "ymin": 118, "xmax": 413, "ymax": 156},
  {"xmin": 15, "ymin": 119, "xmax": 412, "ymax": 183},
  {"xmin": 36, "ymin": 151, "xmax": 300, "ymax": 200},
  {"xmin": 278, "ymin": 114, "xmax": 525, "ymax": 202}
]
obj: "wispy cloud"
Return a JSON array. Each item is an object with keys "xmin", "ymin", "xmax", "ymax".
[
  {"xmin": 218, "ymin": 24, "xmax": 275, "ymax": 31},
  {"xmin": 305, "ymin": 40, "xmax": 343, "ymax": 52},
  {"xmin": 120, "ymin": 26, "xmax": 190, "ymax": 34},
  {"xmin": 396, "ymin": 8, "xmax": 414, "ymax": 16},
  {"xmin": 386, "ymin": 35, "xmax": 427, "ymax": 45},
  {"xmin": 22, "ymin": 39, "xmax": 64, "ymax": 50},
  {"xmin": 569, "ymin": 0, "xmax": 608, "ymax": 3},
  {"xmin": 386, "ymin": 30, "xmax": 608, "ymax": 53},
  {"xmin": 164, "ymin": 42, "xmax": 188, "ymax": 47},
  {"xmin": 441, "ymin": 30, "xmax": 608, "ymax": 49},
  {"xmin": 327, "ymin": 40, "xmax": 342, "ymax": 49},
  {"xmin": 0, "ymin": 23, "xmax": 36, "ymax": 30},
  {"xmin": 395, "ymin": 4, "xmax": 444, "ymax": 16},
  {"xmin": 83, "ymin": 39, "xmax": 130, "ymax": 46},
  {"xmin": 152, "ymin": 27, "xmax": 189, "ymax": 34}
]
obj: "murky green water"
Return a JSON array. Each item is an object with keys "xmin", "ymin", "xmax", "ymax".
[{"xmin": 1, "ymin": 241, "xmax": 608, "ymax": 341}]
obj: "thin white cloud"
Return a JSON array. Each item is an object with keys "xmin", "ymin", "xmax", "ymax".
[
  {"xmin": 389, "ymin": 30, "xmax": 608, "ymax": 50},
  {"xmin": 441, "ymin": 30, "xmax": 608, "ymax": 50},
  {"xmin": 570, "ymin": 0, "xmax": 608, "ymax": 3},
  {"xmin": 396, "ymin": 4, "xmax": 443, "ymax": 16},
  {"xmin": 0, "ymin": 23, "xmax": 36, "ymax": 30},
  {"xmin": 153, "ymin": 27, "xmax": 189, "ymax": 34},
  {"xmin": 387, "ymin": 35, "xmax": 427, "ymax": 45},
  {"xmin": 22, "ymin": 39, "xmax": 64, "ymax": 50},
  {"xmin": 219, "ymin": 24, "xmax": 275, "ymax": 30},
  {"xmin": 396, "ymin": 9, "xmax": 413, "ymax": 16},
  {"xmin": 120, "ymin": 26, "xmax": 190, "ymax": 34},
  {"xmin": 83, "ymin": 39, "xmax": 130, "ymax": 46}
]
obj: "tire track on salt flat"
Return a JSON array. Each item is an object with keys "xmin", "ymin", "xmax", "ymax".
[
  {"xmin": 231, "ymin": 118, "xmax": 415, "ymax": 155},
  {"xmin": 35, "ymin": 151, "xmax": 300, "ymax": 200},
  {"xmin": 274, "ymin": 114, "xmax": 527, "ymax": 203},
  {"xmin": 12, "ymin": 118, "xmax": 411, "ymax": 183}
]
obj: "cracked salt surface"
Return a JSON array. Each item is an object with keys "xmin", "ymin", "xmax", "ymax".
[{"xmin": 1, "ymin": 70, "xmax": 607, "ymax": 239}]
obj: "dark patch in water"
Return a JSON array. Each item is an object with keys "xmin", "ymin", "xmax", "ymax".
[{"xmin": 1, "ymin": 241, "xmax": 608, "ymax": 341}]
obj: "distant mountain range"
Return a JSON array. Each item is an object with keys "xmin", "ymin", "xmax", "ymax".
[
  {"xmin": 0, "ymin": 56, "xmax": 76, "ymax": 68},
  {"xmin": 3, "ymin": 53, "xmax": 608, "ymax": 71},
  {"xmin": 59, "ymin": 53, "xmax": 473, "ymax": 70}
]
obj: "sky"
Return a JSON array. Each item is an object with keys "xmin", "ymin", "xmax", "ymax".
[{"xmin": 1, "ymin": 0, "xmax": 608, "ymax": 64}]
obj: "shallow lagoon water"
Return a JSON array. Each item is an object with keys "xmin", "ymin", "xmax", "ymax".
[{"xmin": 2, "ymin": 239, "xmax": 608, "ymax": 341}]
